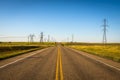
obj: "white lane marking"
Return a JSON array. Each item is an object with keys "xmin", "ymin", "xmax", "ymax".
[
  {"xmin": 0, "ymin": 48, "xmax": 49, "ymax": 69},
  {"xmin": 69, "ymin": 48, "xmax": 120, "ymax": 72}
]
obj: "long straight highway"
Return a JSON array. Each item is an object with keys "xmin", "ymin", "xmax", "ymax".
[{"xmin": 0, "ymin": 46, "xmax": 120, "ymax": 80}]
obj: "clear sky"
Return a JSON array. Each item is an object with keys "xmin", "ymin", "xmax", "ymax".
[{"xmin": 0, "ymin": 0, "xmax": 120, "ymax": 42}]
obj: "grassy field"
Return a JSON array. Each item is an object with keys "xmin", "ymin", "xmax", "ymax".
[
  {"xmin": 0, "ymin": 42, "xmax": 55, "ymax": 60},
  {"xmin": 66, "ymin": 43, "xmax": 120, "ymax": 62},
  {"xmin": 0, "ymin": 42, "xmax": 55, "ymax": 46}
]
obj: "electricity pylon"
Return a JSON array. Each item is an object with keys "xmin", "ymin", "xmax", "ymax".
[
  {"xmin": 28, "ymin": 34, "xmax": 35, "ymax": 42},
  {"xmin": 72, "ymin": 34, "xmax": 74, "ymax": 42},
  {"xmin": 102, "ymin": 19, "xmax": 108, "ymax": 44},
  {"xmin": 47, "ymin": 35, "xmax": 50, "ymax": 42},
  {"xmin": 40, "ymin": 32, "xmax": 43, "ymax": 43}
]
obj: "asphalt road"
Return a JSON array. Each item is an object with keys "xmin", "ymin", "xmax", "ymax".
[{"xmin": 0, "ymin": 46, "xmax": 120, "ymax": 80}]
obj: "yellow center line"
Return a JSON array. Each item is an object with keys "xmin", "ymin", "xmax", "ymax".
[
  {"xmin": 59, "ymin": 47, "xmax": 63, "ymax": 80},
  {"xmin": 55, "ymin": 47, "xmax": 59, "ymax": 80},
  {"xmin": 55, "ymin": 47, "xmax": 64, "ymax": 80}
]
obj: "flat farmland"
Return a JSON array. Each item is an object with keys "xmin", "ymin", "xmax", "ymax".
[
  {"xmin": 0, "ymin": 42, "xmax": 54, "ymax": 60},
  {"xmin": 68, "ymin": 43, "xmax": 120, "ymax": 62}
]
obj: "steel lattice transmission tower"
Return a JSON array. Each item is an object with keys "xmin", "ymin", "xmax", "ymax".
[
  {"xmin": 28, "ymin": 34, "xmax": 35, "ymax": 42},
  {"xmin": 72, "ymin": 34, "xmax": 74, "ymax": 42},
  {"xmin": 47, "ymin": 35, "xmax": 50, "ymax": 42},
  {"xmin": 102, "ymin": 19, "xmax": 108, "ymax": 44},
  {"xmin": 40, "ymin": 32, "xmax": 44, "ymax": 43}
]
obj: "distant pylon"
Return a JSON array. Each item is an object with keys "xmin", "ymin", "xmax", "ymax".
[
  {"xmin": 102, "ymin": 19, "xmax": 108, "ymax": 44},
  {"xmin": 67, "ymin": 37, "xmax": 69, "ymax": 42},
  {"xmin": 28, "ymin": 34, "xmax": 35, "ymax": 42},
  {"xmin": 40, "ymin": 32, "xmax": 43, "ymax": 42},
  {"xmin": 72, "ymin": 34, "xmax": 74, "ymax": 42},
  {"xmin": 28, "ymin": 36, "xmax": 30, "ymax": 42},
  {"xmin": 47, "ymin": 35, "xmax": 50, "ymax": 42}
]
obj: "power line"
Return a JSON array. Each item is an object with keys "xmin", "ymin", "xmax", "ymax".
[
  {"xmin": 0, "ymin": 36, "xmax": 27, "ymax": 38},
  {"xmin": 0, "ymin": 36, "xmax": 28, "ymax": 42}
]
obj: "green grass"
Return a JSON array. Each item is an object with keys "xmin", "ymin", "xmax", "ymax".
[
  {"xmin": 0, "ymin": 42, "xmax": 55, "ymax": 47},
  {"xmin": 0, "ymin": 48, "xmax": 39, "ymax": 60},
  {"xmin": 0, "ymin": 42, "xmax": 54, "ymax": 60},
  {"xmin": 68, "ymin": 43, "xmax": 120, "ymax": 62}
]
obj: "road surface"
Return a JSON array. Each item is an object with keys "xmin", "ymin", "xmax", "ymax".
[{"xmin": 0, "ymin": 46, "xmax": 120, "ymax": 80}]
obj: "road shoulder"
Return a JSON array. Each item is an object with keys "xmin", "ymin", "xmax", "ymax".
[
  {"xmin": 0, "ymin": 47, "xmax": 51, "ymax": 68},
  {"xmin": 66, "ymin": 47, "xmax": 120, "ymax": 71}
]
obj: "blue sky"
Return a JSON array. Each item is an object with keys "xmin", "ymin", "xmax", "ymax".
[{"xmin": 0, "ymin": 0, "xmax": 120, "ymax": 42}]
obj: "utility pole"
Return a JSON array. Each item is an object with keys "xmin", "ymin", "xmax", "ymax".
[
  {"xmin": 102, "ymin": 19, "xmax": 108, "ymax": 44},
  {"xmin": 40, "ymin": 32, "xmax": 43, "ymax": 43}
]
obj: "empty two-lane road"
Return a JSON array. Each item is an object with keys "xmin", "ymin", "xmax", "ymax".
[{"xmin": 0, "ymin": 46, "xmax": 120, "ymax": 80}]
